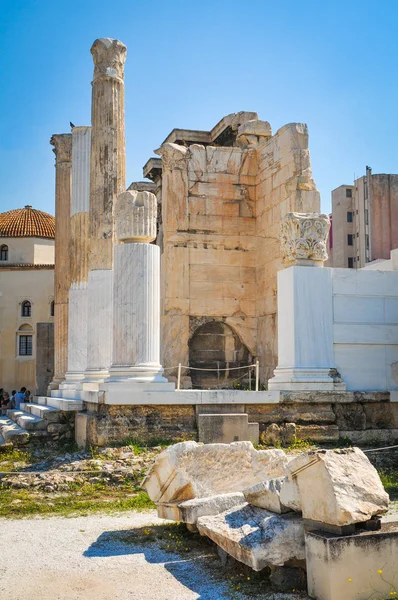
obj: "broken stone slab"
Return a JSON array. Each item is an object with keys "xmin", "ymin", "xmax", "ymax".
[
  {"xmin": 243, "ymin": 479, "xmax": 291, "ymax": 514},
  {"xmin": 286, "ymin": 447, "xmax": 389, "ymax": 527},
  {"xmin": 142, "ymin": 441, "xmax": 288, "ymax": 504},
  {"xmin": 279, "ymin": 475, "xmax": 302, "ymax": 512},
  {"xmin": 157, "ymin": 492, "xmax": 245, "ymax": 524},
  {"xmin": 197, "ymin": 503, "xmax": 305, "ymax": 571}
]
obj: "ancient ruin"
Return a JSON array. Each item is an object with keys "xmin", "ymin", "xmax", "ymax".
[
  {"xmin": 144, "ymin": 441, "xmax": 396, "ymax": 599},
  {"xmin": 1, "ymin": 36, "xmax": 397, "ymax": 451}
]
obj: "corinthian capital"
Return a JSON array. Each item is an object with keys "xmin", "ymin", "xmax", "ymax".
[
  {"xmin": 50, "ymin": 134, "xmax": 72, "ymax": 164},
  {"xmin": 91, "ymin": 38, "xmax": 127, "ymax": 82},
  {"xmin": 279, "ymin": 212, "xmax": 330, "ymax": 266},
  {"xmin": 115, "ymin": 190, "xmax": 157, "ymax": 243}
]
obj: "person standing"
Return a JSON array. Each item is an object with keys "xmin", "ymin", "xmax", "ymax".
[{"xmin": 14, "ymin": 387, "xmax": 26, "ymax": 410}]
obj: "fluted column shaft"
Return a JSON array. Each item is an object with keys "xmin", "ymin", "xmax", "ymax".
[
  {"xmin": 66, "ymin": 126, "xmax": 91, "ymax": 377},
  {"xmin": 108, "ymin": 190, "xmax": 166, "ymax": 382},
  {"xmin": 86, "ymin": 38, "xmax": 126, "ymax": 377},
  {"xmin": 50, "ymin": 134, "xmax": 72, "ymax": 386}
]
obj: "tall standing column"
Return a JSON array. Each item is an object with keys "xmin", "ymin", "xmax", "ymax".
[
  {"xmin": 65, "ymin": 126, "xmax": 91, "ymax": 383},
  {"xmin": 49, "ymin": 133, "xmax": 72, "ymax": 390},
  {"xmin": 85, "ymin": 38, "xmax": 126, "ymax": 380},
  {"xmin": 107, "ymin": 190, "xmax": 167, "ymax": 383}
]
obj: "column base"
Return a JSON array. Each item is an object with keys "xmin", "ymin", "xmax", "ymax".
[
  {"xmin": 268, "ymin": 367, "xmax": 346, "ymax": 391},
  {"xmin": 106, "ymin": 364, "xmax": 169, "ymax": 384}
]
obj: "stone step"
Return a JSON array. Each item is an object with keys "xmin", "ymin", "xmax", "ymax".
[
  {"xmin": 36, "ymin": 396, "xmax": 83, "ymax": 411},
  {"xmin": 0, "ymin": 416, "xmax": 29, "ymax": 444},
  {"xmin": 21, "ymin": 403, "xmax": 61, "ymax": 422},
  {"xmin": 6, "ymin": 409, "xmax": 47, "ymax": 431}
]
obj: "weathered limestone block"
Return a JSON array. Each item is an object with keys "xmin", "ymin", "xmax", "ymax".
[
  {"xmin": 115, "ymin": 190, "xmax": 157, "ymax": 243},
  {"xmin": 334, "ymin": 403, "xmax": 366, "ymax": 430},
  {"xmin": 197, "ymin": 503, "xmax": 305, "ymax": 570},
  {"xmin": 243, "ymin": 478, "xmax": 291, "ymax": 514},
  {"xmin": 238, "ymin": 120, "xmax": 272, "ymax": 138},
  {"xmin": 279, "ymin": 212, "xmax": 330, "ymax": 265},
  {"xmin": 287, "ymin": 448, "xmax": 389, "ymax": 526},
  {"xmin": 295, "ymin": 424, "xmax": 340, "ymax": 442},
  {"xmin": 260, "ymin": 422, "xmax": 296, "ymax": 445},
  {"xmin": 142, "ymin": 441, "xmax": 288, "ymax": 503},
  {"xmin": 157, "ymin": 492, "xmax": 245, "ymax": 523},
  {"xmin": 237, "ymin": 120, "xmax": 272, "ymax": 147}
]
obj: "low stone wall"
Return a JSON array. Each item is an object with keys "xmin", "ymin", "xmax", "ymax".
[
  {"xmin": 79, "ymin": 392, "xmax": 398, "ymax": 447},
  {"xmin": 83, "ymin": 403, "xmax": 197, "ymax": 446},
  {"xmin": 248, "ymin": 393, "xmax": 398, "ymax": 445}
]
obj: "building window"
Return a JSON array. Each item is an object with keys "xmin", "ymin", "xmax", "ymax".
[
  {"xmin": 365, "ymin": 209, "xmax": 369, "ymax": 225},
  {"xmin": 366, "ymin": 234, "xmax": 369, "ymax": 249},
  {"xmin": 346, "ymin": 188, "xmax": 352, "ymax": 198},
  {"xmin": 347, "ymin": 234, "xmax": 353, "ymax": 246},
  {"xmin": 348, "ymin": 257, "xmax": 354, "ymax": 268},
  {"xmin": 0, "ymin": 245, "xmax": 8, "ymax": 261},
  {"xmin": 347, "ymin": 211, "xmax": 353, "ymax": 222},
  {"xmin": 19, "ymin": 335, "xmax": 33, "ymax": 356},
  {"xmin": 21, "ymin": 300, "xmax": 31, "ymax": 317},
  {"xmin": 50, "ymin": 300, "xmax": 55, "ymax": 317}
]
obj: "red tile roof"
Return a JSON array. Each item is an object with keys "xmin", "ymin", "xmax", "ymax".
[{"xmin": 0, "ymin": 206, "xmax": 55, "ymax": 239}]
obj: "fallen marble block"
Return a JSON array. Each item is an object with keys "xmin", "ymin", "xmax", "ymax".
[
  {"xmin": 157, "ymin": 492, "xmax": 245, "ymax": 524},
  {"xmin": 286, "ymin": 447, "xmax": 389, "ymax": 527},
  {"xmin": 142, "ymin": 441, "xmax": 288, "ymax": 503},
  {"xmin": 243, "ymin": 478, "xmax": 291, "ymax": 514},
  {"xmin": 197, "ymin": 503, "xmax": 305, "ymax": 571}
]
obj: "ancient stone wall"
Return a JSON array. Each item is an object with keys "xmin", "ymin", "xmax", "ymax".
[
  {"xmin": 80, "ymin": 393, "xmax": 398, "ymax": 446},
  {"xmin": 157, "ymin": 119, "xmax": 320, "ymax": 385},
  {"xmin": 255, "ymin": 124, "xmax": 320, "ymax": 380},
  {"xmin": 159, "ymin": 142, "xmax": 257, "ymax": 383}
]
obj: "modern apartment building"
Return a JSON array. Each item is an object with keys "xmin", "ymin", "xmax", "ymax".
[{"xmin": 328, "ymin": 167, "xmax": 398, "ymax": 268}]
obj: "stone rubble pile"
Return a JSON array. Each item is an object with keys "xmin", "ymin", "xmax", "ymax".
[
  {"xmin": 143, "ymin": 441, "xmax": 390, "ymax": 572},
  {"xmin": 0, "ymin": 446, "xmax": 159, "ymax": 492}
]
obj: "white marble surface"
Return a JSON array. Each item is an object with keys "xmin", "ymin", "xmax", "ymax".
[
  {"xmin": 71, "ymin": 127, "xmax": 91, "ymax": 216},
  {"xmin": 85, "ymin": 269, "xmax": 113, "ymax": 375},
  {"xmin": 269, "ymin": 266, "xmax": 336, "ymax": 390},
  {"xmin": 109, "ymin": 242, "xmax": 166, "ymax": 382},
  {"xmin": 67, "ymin": 283, "xmax": 88, "ymax": 374},
  {"xmin": 85, "ymin": 389, "xmax": 281, "ymax": 405},
  {"xmin": 332, "ymin": 267, "xmax": 398, "ymax": 391}
]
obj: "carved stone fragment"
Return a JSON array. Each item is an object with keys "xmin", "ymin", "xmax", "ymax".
[{"xmin": 279, "ymin": 212, "xmax": 330, "ymax": 265}]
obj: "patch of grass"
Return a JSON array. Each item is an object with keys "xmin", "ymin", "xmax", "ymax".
[
  {"xmin": 0, "ymin": 486, "xmax": 155, "ymax": 518},
  {"xmin": 379, "ymin": 470, "xmax": 398, "ymax": 501},
  {"xmin": 0, "ymin": 447, "xmax": 33, "ymax": 471}
]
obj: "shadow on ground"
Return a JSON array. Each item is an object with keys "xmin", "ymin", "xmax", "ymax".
[{"xmin": 83, "ymin": 527, "xmax": 233, "ymax": 600}]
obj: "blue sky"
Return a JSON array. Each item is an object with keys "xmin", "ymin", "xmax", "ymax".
[{"xmin": 0, "ymin": 0, "xmax": 397, "ymax": 216}]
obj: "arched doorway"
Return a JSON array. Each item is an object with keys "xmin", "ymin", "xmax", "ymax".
[{"xmin": 189, "ymin": 321, "xmax": 252, "ymax": 389}]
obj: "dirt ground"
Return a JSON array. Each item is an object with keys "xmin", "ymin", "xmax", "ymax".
[{"xmin": 0, "ymin": 511, "xmax": 308, "ymax": 600}]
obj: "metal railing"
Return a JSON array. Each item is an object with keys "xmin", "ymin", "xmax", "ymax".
[{"xmin": 163, "ymin": 360, "xmax": 260, "ymax": 391}]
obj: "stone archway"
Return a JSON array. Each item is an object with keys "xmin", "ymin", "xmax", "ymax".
[{"xmin": 188, "ymin": 321, "xmax": 252, "ymax": 389}]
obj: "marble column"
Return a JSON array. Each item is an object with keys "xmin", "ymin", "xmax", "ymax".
[
  {"xmin": 85, "ymin": 38, "xmax": 126, "ymax": 380},
  {"xmin": 65, "ymin": 126, "xmax": 91, "ymax": 383},
  {"xmin": 49, "ymin": 133, "xmax": 72, "ymax": 390},
  {"xmin": 107, "ymin": 190, "xmax": 167, "ymax": 383},
  {"xmin": 268, "ymin": 212, "xmax": 345, "ymax": 391}
]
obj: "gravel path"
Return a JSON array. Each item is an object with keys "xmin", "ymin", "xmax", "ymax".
[{"xmin": 0, "ymin": 511, "xmax": 237, "ymax": 600}]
